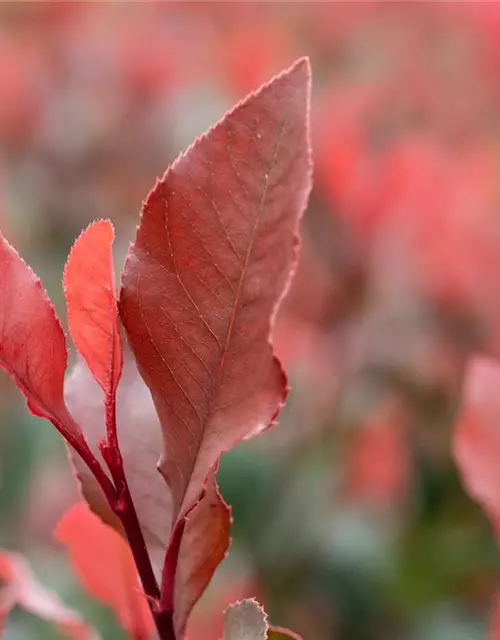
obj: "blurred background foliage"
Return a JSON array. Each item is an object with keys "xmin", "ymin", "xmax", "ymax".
[{"xmin": 1, "ymin": 3, "xmax": 500, "ymax": 639}]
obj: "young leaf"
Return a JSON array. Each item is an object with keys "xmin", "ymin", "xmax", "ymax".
[
  {"xmin": 64, "ymin": 351, "xmax": 172, "ymax": 575},
  {"xmin": 223, "ymin": 599, "xmax": 267, "ymax": 640},
  {"xmin": 54, "ymin": 502, "xmax": 154, "ymax": 639},
  {"xmin": 0, "ymin": 550, "xmax": 100, "ymax": 640},
  {"xmin": 172, "ymin": 472, "xmax": 231, "ymax": 637},
  {"xmin": 63, "ymin": 219, "xmax": 122, "ymax": 397},
  {"xmin": 120, "ymin": 57, "xmax": 312, "ymax": 521},
  {"xmin": 222, "ymin": 599, "xmax": 301, "ymax": 640},
  {"xmin": 453, "ymin": 355, "xmax": 500, "ymax": 537},
  {"xmin": 0, "ymin": 232, "xmax": 83, "ymax": 443}
]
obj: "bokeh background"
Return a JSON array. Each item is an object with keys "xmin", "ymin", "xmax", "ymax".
[{"xmin": 1, "ymin": 3, "xmax": 500, "ymax": 639}]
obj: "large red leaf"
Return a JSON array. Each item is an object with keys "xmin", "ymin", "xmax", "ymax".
[
  {"xmin": 63, "ymin": 219, "xmax": 122, "ymax": 397},
  {"xmin": 120, "ymin": 57, "xmax": 312, "ymax": 520},
  {"xmin": 0, "ymin": 232, "xmax": 82, "ymax": 443},
  {"xmin": 54, "ymin": 502, "xmax": 154, "ymax": 639},
  {"xmin": 453, "ymin": 355, "xmax": 500, "ymax": 537},
  {"xmin": 172, "ymin": 472, "xmax": 231, "ymax": 637},
  {"xmin": 0, "ymin": 550, "xmax": 100, "ymax": 640}
]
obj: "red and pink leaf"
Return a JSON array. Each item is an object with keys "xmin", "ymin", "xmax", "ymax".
[
  {"xmin": 0, "ymin": 232, "xmax": 82, "ymax": 443},
  {"xmin": 120, "ymin": 57, "xmax": 312, "ymax": 521},
  {"xmin": 0, "ymin": 550, "xmax": 100, "ymax": 640},
  {"xmin": 54, "ymin": 502, "xmax": 154, "ymax": 639},
  {"xmin": 63, "ymin": 219, "xmax": 122, "ymax": 397}
]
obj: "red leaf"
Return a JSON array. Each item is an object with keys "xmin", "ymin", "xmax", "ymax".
[
  {"xmin": 54, "ymin": 502, "xmax": 154, "ymax": 639},
  {"xmin": 120, "ymin": 57, "xmax": 312, "ymax": 521},
  {"xmin": 63, "ymin": 219, "xmax": 122, "ymax": 397},
  {"xmin": 64, "ymin": 350, "xmax": 172, "ymax": 576},
  {"xmin": 172, "ymin": 472, "xmax": 231, "ymax": 637},
  {"xmin": 453, "ymin": 355, "xmax": 500, "ymax": 537},
  {"xmin": 0, "ymin": 549, "xmax": 100, "ymax": 640},
  {"xmin": 0, "ymin": 232, "xmax": 82, "ymax": 443}
]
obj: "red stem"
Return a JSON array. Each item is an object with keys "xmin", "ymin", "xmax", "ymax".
[{"xmin": 102, "ymin": 395, "xmax": 176, "ymax": 640}]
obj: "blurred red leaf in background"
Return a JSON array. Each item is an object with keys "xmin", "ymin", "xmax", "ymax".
[
  {"xmin": 54, "ymin": 502, "xmax": 154, "ymax": 640},
  {"xmin": 0, "ymin": 549, "xmax": 100, "ymax": 640}
]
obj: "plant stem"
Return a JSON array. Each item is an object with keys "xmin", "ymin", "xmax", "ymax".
[{"xmin": 102, "ymin": 396, "xmax": 176, "ymax": 640}]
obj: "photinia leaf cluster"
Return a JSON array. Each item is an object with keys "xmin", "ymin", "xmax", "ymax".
[{"xmin": 0, "ymin": 57, "xmax": 311, "ymax": 639}]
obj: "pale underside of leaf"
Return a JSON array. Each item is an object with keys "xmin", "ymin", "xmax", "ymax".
[
  {"xmin": 65, "ymin": 350, "xmax": 172, "ymax": 577},
  {"xmin": 120, "ymin": 57, "xmax": 312, "ymax": 523},
  {"xmin": 223, "ymin": 599, "xmax": 268, "ymax": 640}
]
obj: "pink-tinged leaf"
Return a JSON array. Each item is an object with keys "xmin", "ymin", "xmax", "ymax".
[
  {"xmin": 267, "ymin": 627, "xmax": 303, "ymax": 640},
  {"xmin": 120, "ymin": 57, "xmax": 312, "ymax": 521},
  {"xmin": 63, "ymin": 219, "xmax": 122, "ymax": 396},
  {"xmin": 0, "ymin": 550, "xmax": 100, "ymax": 640},
  {"xmin": 223, "ymin": 599, "xmax": 267, "ymax": 640},
  {"xmin": 64, "ymin": 349, "xmax": 172, "ymax": 576},
  {"xmin": 0, "ymin": 232, "xmax": 82, "ymax": 442},
  {"xmin": 54, "ymin": 503, "xmax": 154, "ymax": 639},
  {"xmin": 172, "ymin": 472, "xmax": 231, "ymax": 637},
  {"xmin": 453, "ymin": 355, "xmax": 500, "ymax": 538}
]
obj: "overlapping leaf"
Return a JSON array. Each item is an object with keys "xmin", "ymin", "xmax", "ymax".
[{"xmin": 120, "ymin": 57, "xmax": 312, "ymax": 523}]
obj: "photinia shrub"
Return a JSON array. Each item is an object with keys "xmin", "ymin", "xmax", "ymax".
[{"xmin": 0, "ymin": 57, "xmax": 312, "ymax": 639}]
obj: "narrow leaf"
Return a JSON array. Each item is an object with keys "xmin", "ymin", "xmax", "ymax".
[
  {"xmin": 173, "ymin": 471, "xmax": 231, "ymax": 637},
  {"xmin": 223, "ymin": 599, "xmax": 267, "ymax": 640},
  {"xmin": 0, "ymin": 232, "xmax": 82, "ymax": 441},
  {"xmin": 0, "ymin": 550, "xmax": 100, "ymax": 640},
  {"xmin": 54, "ymin": 502, "xmax": 154, "ymax": 639},
  {"xmin": 63, "ymin": 219, "xmax": 122, "ymax": 396},
  {"xmin": 120, "ymin": 57, "xmax": 312, "ymax": 521}
]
